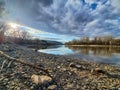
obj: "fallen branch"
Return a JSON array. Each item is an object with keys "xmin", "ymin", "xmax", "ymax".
[
  {"xmin": 0, "ymin": 51, "xmax": 48, "ymax": 72},
  {"xmin": 0, "ymin": 59, "xmax": 7, "ymax": 71},
  {"xmin": 0, "ymin": 51, "xmax": 53, "ymax": 78}
]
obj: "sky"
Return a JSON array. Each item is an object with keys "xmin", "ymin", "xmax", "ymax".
[{"xmin": 1, "ymin": 0, "xmax": 120, "ymax": 42}]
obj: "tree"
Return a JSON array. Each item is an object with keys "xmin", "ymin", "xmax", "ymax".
[
  {"xmin": 0, "ymin": 1, "xmax": 6, "ymax": 44},
  {"xmin": 21, "ymin": 30, "xmax": 31, "ymax": 40},
  {"xmin": 65, "ymin": 35, "xmax": 117, "ymax": 45},
  {"xmin": 0, "ymin": 23, "xmax": 8, "ymax": 44},
  {"xmin": 0, "ymin": 25, "xmax": 4, "ymax": 44}
]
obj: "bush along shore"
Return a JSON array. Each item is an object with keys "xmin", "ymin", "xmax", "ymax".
[{"xmin": 0, "ymin": 43, "xmax": 120, "ymax": 90}]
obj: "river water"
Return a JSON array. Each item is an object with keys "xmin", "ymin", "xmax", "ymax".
[{"xmin": 38, "ymin": 45, "xmax": 120, "ymax": 66}]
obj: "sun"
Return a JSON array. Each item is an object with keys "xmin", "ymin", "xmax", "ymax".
[{"xmin": 8, "ymin": 22, "xmax": 18, "ymax": 28}]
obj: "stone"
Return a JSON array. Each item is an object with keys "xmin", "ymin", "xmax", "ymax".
[
  {"xmin": 91, "ymin": 68, "xmax": 106, "ymax": 74},
  {"xmin": 57, "ymin": 66, "xmax": 60, "ymax": 69},
  {"xmin": 110, "ymin": 87, "xmax": 118, "ymax": 90},
  {"xmin": 31, "ymin": 74, "xmax": 52, "ymax": 85},
  {"xmin": 69, "ymin": 63, "xmax": 84, "ymax": 70},
  {"xmin": 47, "ymin": 85, "xmax": 57, "ymax": 90},
  {"xmin": 66, "ymin": 83, "xmax": 74, "ymax": 88},
  {"xmin": 69, "ymin": 63, "xmax": 75, "ymax": 68}
]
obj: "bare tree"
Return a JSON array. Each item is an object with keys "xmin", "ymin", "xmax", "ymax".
[
  {"xmin": 0, "ymin": 23, "xmax": 8, "ymax": 44},
  {"xmin": 0, "ymin": 24, "xmax": 4, "ymax": 44},
  {"xmin": 21, "ymin": 30, "xmax": 30, "ymax": 40},
  {"xmin": 65, "ymin": 35, "xmax": 118, "ymax": 45},
  {"xmin": 0, "ymin": 1, "xmax": 6, "ymax": 44}
]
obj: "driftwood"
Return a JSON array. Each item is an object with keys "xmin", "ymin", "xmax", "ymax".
[
  {"xmin": 0, "ymin": 51, "xmax": 48, "ymax": 72},
  {"xmin": 0, "ymin": 51, "xmax": 57, "ymax": 85}
]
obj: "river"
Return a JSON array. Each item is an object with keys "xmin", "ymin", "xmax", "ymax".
[{"xmin": 38, "ymin": 45, "xmax": 120, "ymax": 66}]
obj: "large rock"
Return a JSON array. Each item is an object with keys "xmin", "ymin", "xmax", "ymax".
[{"xmin": 31, "ymin": 74, "xmax": 52, "ymax": 85}]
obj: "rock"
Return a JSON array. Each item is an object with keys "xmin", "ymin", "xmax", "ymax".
[
  {"xmin": 91, "ymin": 68, "xmax": 106, "ymax": 74},
  {"xmin": 61, "ymin": 68, "xmax": 67, "ymax": 71},
  {"xmin": 66, "ymin": 83, "xmax": 74, "ymax": 88},
  {"xmin": 31, "ymin": 74, "xmax": 52, "ymax": 85},
  {"xmin": 69, "ymin": 63, "xmax": 84, "ymax": 70},
  {"xmin": 110, "ymin": 87, "xmax": 118, "ymax": 90},
  {"xmin": 47, "ymin": 85, "xmax": 57, "ymax": 90},
  {"xmin": 76, "ymin": 65, "xmax": 83, "ymax": 69},
  {"xmin": 69, "ymin": 63, "xmax": 75, "ymax": 67},
  {"xmin": 57, "ymin": 66, "xmax": 60, "ymax": 69}
]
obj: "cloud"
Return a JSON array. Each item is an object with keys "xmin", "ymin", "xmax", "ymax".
[
  {"xmin": 4, "ymin": 0, "xmax": 120, "ymax": 38},
  {"xmin": 37, "ymin": 0, "xmax": 53, "ymax": 6},
  {"xmin": 0, "ymin": 0, "xmax": 5, "ymax": 17},
  {"xmin": 35, "ymin": 0, "xmax": 120, "ymax": 37}
]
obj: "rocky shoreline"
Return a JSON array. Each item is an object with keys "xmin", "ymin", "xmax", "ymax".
[{"xmin": 0, "ymin": 43, "xmax": 120, "ymax": 90}]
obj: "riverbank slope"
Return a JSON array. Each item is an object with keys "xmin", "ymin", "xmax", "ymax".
[{"xmin": 0, "ymin": 43, "xmax": 120, "ymax": 90}]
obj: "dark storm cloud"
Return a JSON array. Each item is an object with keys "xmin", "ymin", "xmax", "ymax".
[{"xmin": 4, "ymin": 0, "xmax": 120, "ymax": 38}]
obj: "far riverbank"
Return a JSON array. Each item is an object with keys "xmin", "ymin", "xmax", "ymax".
[{"xmin": 65, "ymin": 45, "xmax": 120, "ymax": 47}]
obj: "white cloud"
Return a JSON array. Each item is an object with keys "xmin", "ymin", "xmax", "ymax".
[
  {"xmin": 111, "ymin": 0, "xmax": 120, "ymax": 16},
  {"xmin": 85, "ymin": 0, "xmax": 94, "ymax": 4},
  {"xmin": 4, "ymin": 0, "xmax": 120, "ymax": 38}
]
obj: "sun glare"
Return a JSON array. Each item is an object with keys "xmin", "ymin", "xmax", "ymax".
[{"xmin": 8, "ymin": 23, "xmax": 18, "ymax": 28}]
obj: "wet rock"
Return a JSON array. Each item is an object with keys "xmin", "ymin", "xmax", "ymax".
[
  {"xmin": 47, "ymin": 85, "xmax": 57, "ymax": 90},
  {"xmin": 31, "ymin": 74, "xmax": 52, "ymax": 85}
]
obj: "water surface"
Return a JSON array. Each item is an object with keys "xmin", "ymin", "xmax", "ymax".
[{"xmin": 38, "ymin": 45, "xmax": 120, "ymax": 66}]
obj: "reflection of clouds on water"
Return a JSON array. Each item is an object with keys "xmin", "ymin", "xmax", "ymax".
[
  {"xmin": 38, "ymin": 45, "xmax": 74, "ymax": 55},
  {"xmin": 38, "ymin": 45, "xmax": 120, "ymax": 66}
]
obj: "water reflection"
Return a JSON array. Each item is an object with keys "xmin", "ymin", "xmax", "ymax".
[
  {"xmin": 36, "ymin": 45, "xmax": 120, "ymax": 66},
  {"xmin": 27, "ymin": 45, "xmax": 61, "ymax": 50},
  {"xmin": 38, "ymin": 45, "xmax": 74, "ymax": 55},
  {"xmin": 66, "ymin": 46, "xmax": 120, "ymax": 57},
  {"xmin": 65, "ymin": 46, "xmax": 120, "ymax": 66}
]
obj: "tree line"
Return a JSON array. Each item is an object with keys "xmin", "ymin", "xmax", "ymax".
[
  {"xmin": 65, "ymin": 36, "xmax": 120, "ymax": 45},
  {"xmin": 0, "ymin": 23, "xmax": 62, "ymax": 45}
]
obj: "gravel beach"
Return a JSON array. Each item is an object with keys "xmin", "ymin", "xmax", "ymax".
[{"xmin": 0, "ymin": 44, "xmax": 120, "ymax": 90}]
